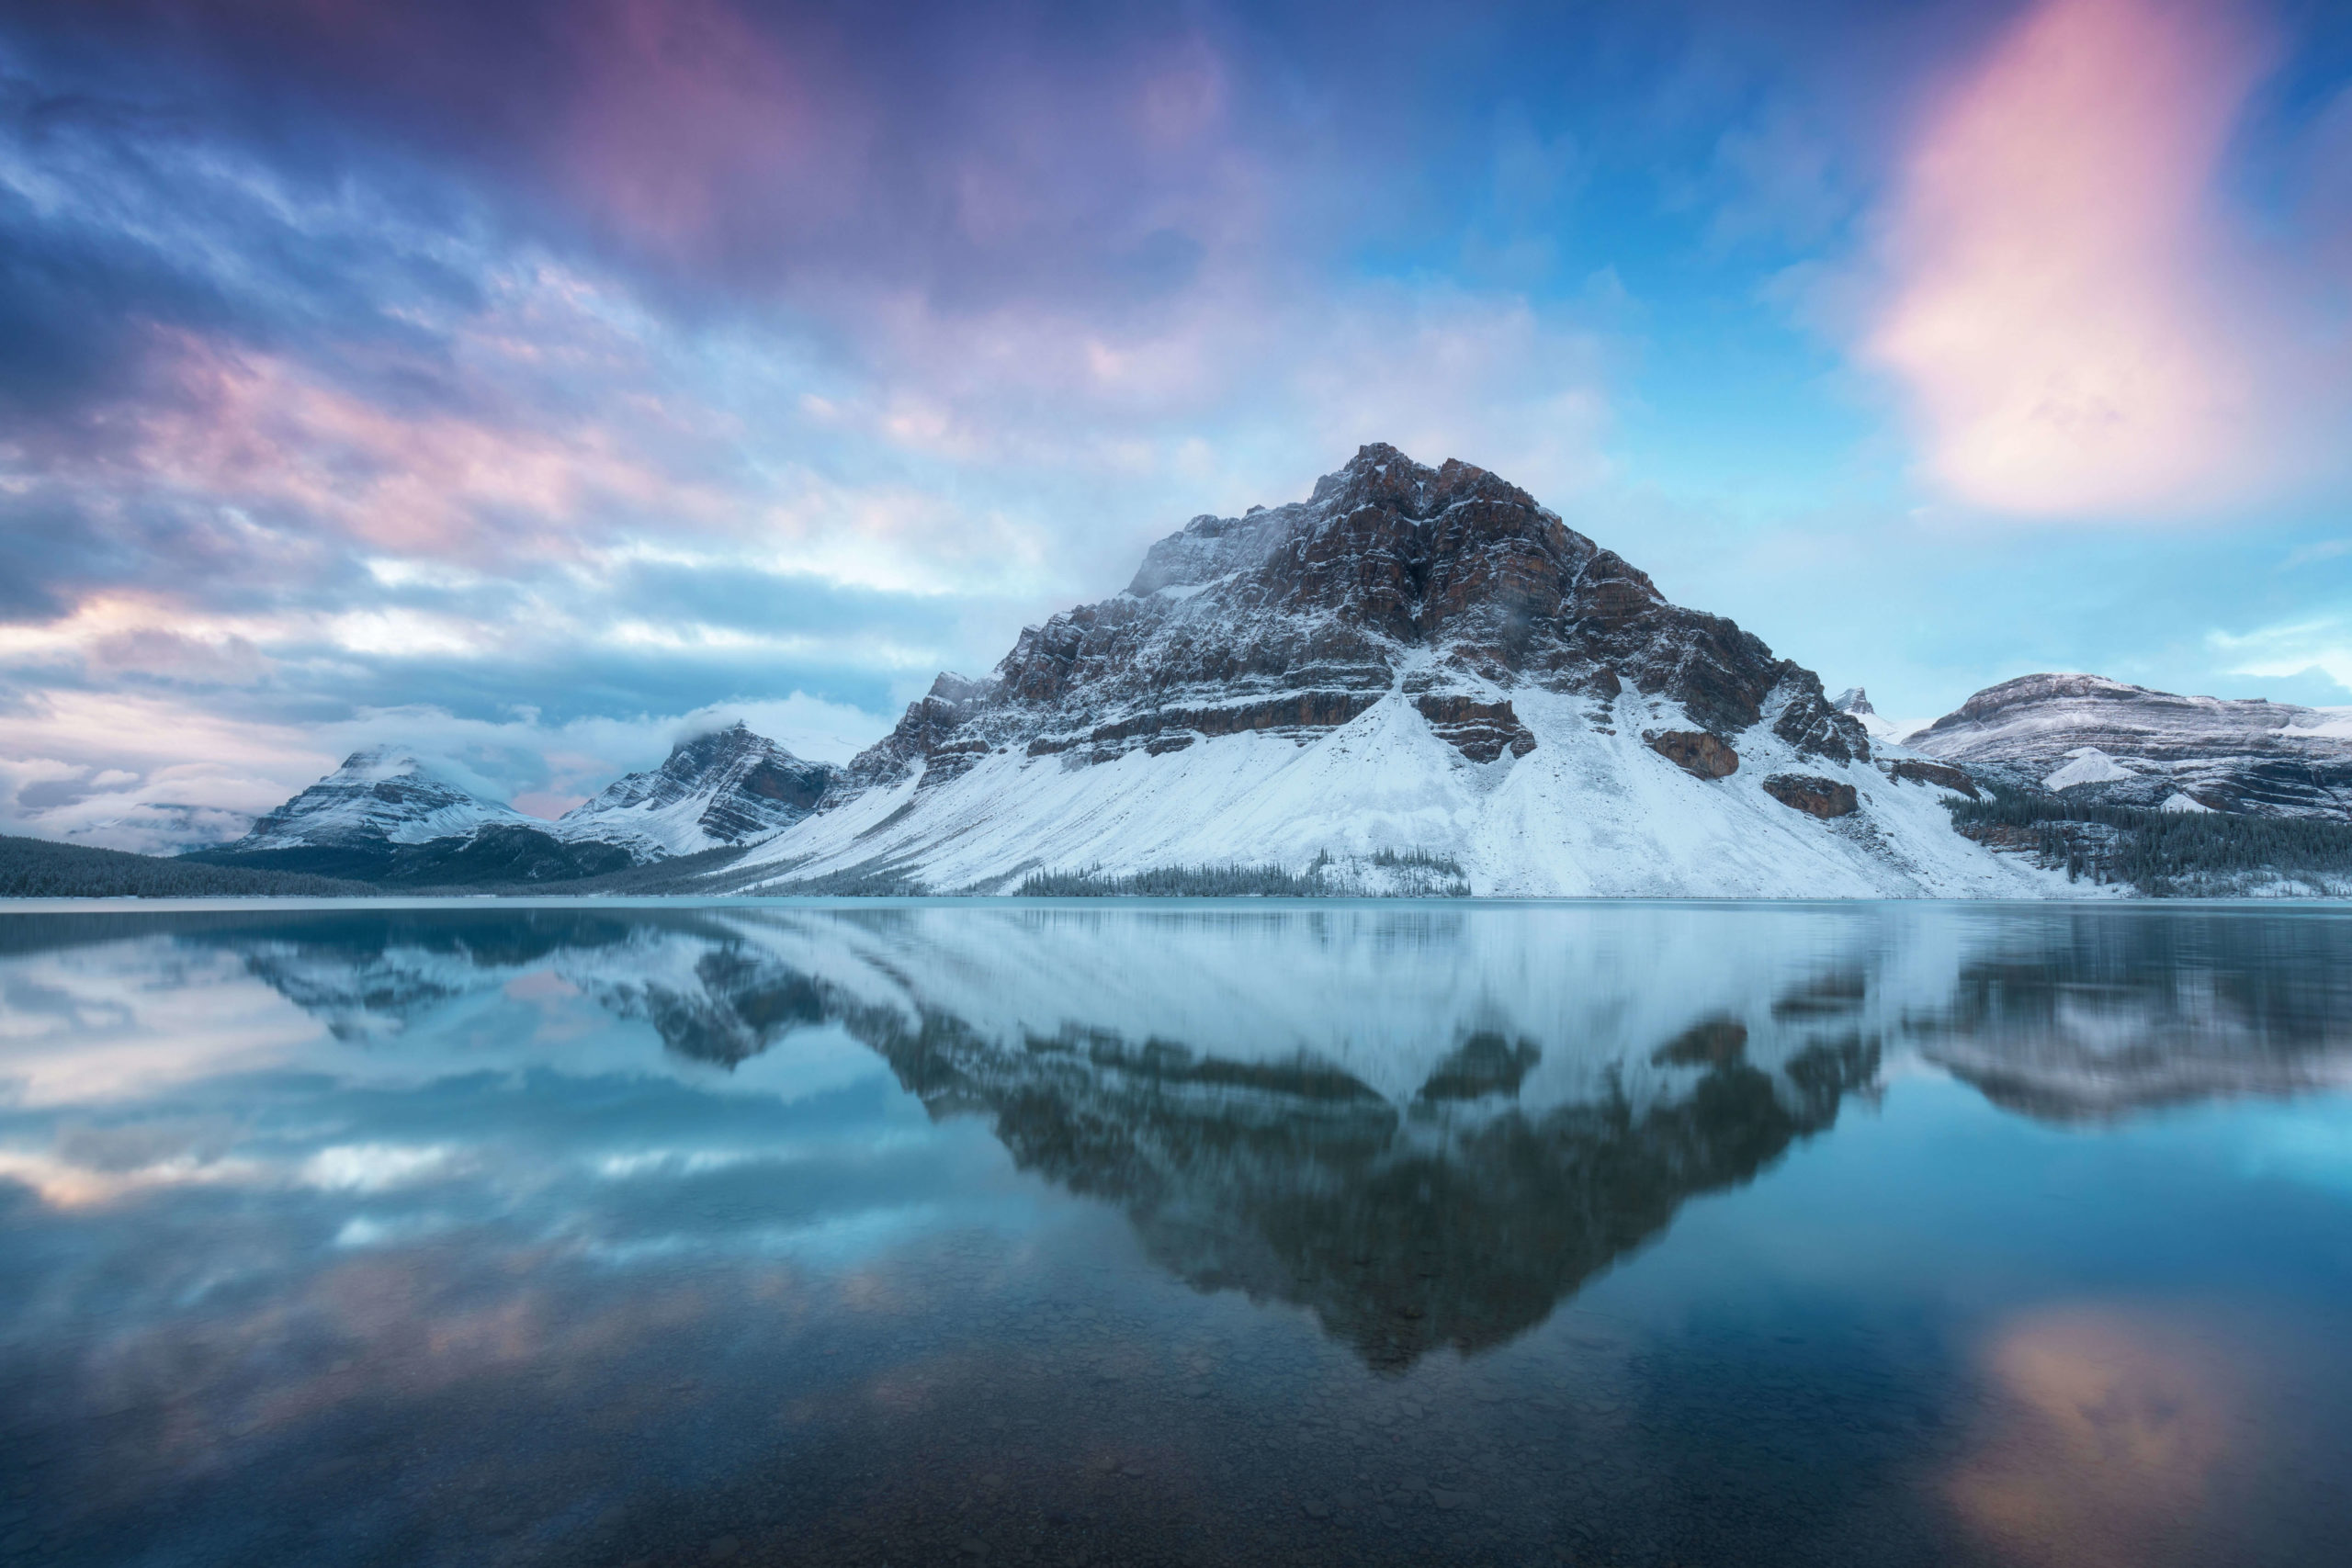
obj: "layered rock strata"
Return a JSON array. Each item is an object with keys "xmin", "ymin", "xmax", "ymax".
[
  {"xmin": 560, "ymin": 721, "xmax": 836, "ymax": 853},
  {"xmin": 1912, "ymin": 673, "xmax": 2352, "ymax": 818},
  {"xmin": 837, "ymin": 444, "xmax": 1865, "ymax": 791}
]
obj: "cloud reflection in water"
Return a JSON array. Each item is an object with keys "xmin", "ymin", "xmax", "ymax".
[{"xmin": 2, "ymin": 901, "xmax": 2351, "ymax": 1566}]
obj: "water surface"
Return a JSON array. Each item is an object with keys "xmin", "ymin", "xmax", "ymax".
[{"xmin": 4, "ymin": 899, "xmax": 2351, "ymax": 1567}]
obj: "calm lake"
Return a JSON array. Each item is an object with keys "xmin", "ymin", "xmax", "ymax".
[{"xmin": 3, "ymin": 900, "xmax": 2351, "ymax": 1567}]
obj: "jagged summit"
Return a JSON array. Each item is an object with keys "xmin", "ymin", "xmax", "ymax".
[
  {"xmin": 560, "ymin": 721, "xmax": 835, "ymax": 855},
  {"xmin": 733, "ymin": 444, "xmax": 2046, "ymax": 897},
  {"xmin": 839, "ymin": 442, "xmax": 1864, "ymax": 795},
  {"xmin": 1832, "ymin": 686, "xmax": 1913, "ymax": 745}
]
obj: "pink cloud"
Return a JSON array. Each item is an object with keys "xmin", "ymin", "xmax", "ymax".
[
  {"xmin": 552, "ymin": 0, "xmax": 835, "ymax": 262},
  {"xmin": 126, "ymin": 326, "xmax": 736, "ymax": 564},
  {"xmin": 1862, "ymin": 0, "xmax": 2288, "ymax": 517}
]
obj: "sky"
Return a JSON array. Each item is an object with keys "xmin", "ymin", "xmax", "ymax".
[{"xmin": 2, "ymin": 0, "xmax": 2349, "ymax": 849}]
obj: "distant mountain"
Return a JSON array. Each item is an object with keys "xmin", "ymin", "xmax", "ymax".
[
  {"xmin": 228, "ymin": 746, "xmax": 534, "ymax": 850},
  {"xmin": 178, "ymin": 728, "xmax": 837, "ymax": 888},
  {"xmin": 1910, "ymin": 672, "xmax": 2352, "ymax": 818},
  {"xmin": 558, "ymin": 722, "xmax": 835, "ymax": 857},
  {"xmin": 721, "ymin": 443, "xmax": 2053, "ymax": 897},
  {"xmin": 1830, "ymin": 687, "xmax": 1912, "ymax": 746},
  {"xmin": 186, "ymin": 748, "xmax": 631, "ymax": 886}
]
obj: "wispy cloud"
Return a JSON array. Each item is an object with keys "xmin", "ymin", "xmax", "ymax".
[
  {"xmin": 2207, "ymin": 616, "xmax": 2352, "ymax": 696},
  {"xmin": 1859, "ymin": 0, "xmax": 2336, "ymax": 518}
]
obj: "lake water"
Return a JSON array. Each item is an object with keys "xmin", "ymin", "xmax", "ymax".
[{"xmin": 4, "ymin": 900, "xmax": 2351, "ymax": 1568}]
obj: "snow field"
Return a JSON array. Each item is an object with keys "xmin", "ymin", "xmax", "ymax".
[{"xmin": 737, "ymin": 682, "xmax": 2070, "ymax": 899}]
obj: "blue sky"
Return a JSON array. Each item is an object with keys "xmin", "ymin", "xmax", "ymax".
[{"xmin": 2, "ymin": 0, "xmax": 2349, "ymax": 845}]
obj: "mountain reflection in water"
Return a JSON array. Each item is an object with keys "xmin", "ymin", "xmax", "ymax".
[
  {"xmin": 8, "ymin": 903, "xmax": 2350, "ymax": 1369},
  {"xmin": 7, "ymin": 901, "xmax": 2352, "ymax": 1568}
]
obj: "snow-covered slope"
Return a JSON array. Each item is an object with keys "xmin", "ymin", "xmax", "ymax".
[
  {"xmin": 1911, "ymin": 672, "xmax": 2352, "ymax": 818},
  {"xmin": 557, "ymin": 722, "xmax": 834, "ymax": 857},
  {"xmin": 729, "ymin": 444, "xmax": 2064, "ymax": 898},
  {"xmin": 744, "ymin": 682, "xmax": 2052, "ymax": 896}
]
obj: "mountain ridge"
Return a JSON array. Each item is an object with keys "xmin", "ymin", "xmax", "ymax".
[
  {"xmin": 1912, "ymin": 671, "xmax": 2352, "ymax": 818},
  {"xmin": 184, "ymin": 726, "xmax": 835, "ymax": 886}
]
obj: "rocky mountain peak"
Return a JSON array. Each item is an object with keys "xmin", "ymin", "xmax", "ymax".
[
  {"xmin": 1833, "ymin": 688, "xmax": 1875, "ymax": 716},
  {"xmin": 846, "ymin": 443, "xmax": 1865, "ymax": 790},
  {"xmin": 660, "ymin": 720, "xmax": 766, "ymax": 778},
  {"xmin": 561, "ymin": 723, "xmax": 836, "ymax": 852},
  {"xmin": 334, "ymin": 745, "xmax": 424, "ymax": 778},
  {"xmin": 222, "ymin": 745, "xmax": 521, "ymax": 853}
]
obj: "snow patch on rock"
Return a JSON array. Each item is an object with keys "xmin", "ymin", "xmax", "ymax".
[{"xmin": 2042, "ymin": 747, "xmax": 2137, "ymax": 790}]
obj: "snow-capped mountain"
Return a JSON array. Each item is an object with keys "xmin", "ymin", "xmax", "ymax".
[
  {"xmin": 1910, "ymin": 672, "xmax": 2352, "ymax": 818},
  {"xmin": 188, "ymin": 747, "xmax": 633, "ymax": 885},
  {"xmin": 221, "ymin": 747, "xmax": 535, "ymax": 851},
  {"xmin": 729, "ymin": 444, "xmax": 2058, "ymax": 897},
  {"xmin": 188, "ymin": 728, "xmax": 839, "ymax": 886},
  {"xmin": 557, "ymin": 722, "xmax": 835, "ymax": 858}
]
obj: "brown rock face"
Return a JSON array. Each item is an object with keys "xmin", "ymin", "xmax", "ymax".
[
  {"xmin": 1763, "ymin": 773, "xmax": 1859, "ymax": 818},
  {"xmin": 1413, "ymin": 694, "xmax": 1537, "ymax": 761},
  {"xmin": 841, "ymin": 444, "xmax": 1870, "ymax": 789},
  {"xmin": 1026, "ymin": 691, "xmax": 1385, "ymax": 761},
  {"xmin": 1648, "ymin": 729, "xmax": 1738, "ymax": 780},
  {"xmin": 1889, "ymin": 760, "xmax": 1979, "ymax": 799}
]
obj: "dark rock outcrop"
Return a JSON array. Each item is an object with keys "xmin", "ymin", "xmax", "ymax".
[
  {"xmin": 1763, "ymin": 773, "xmax": 1859, "ymax": 818},
  {"xmin": 1649, "ymin": 729, "xmax": 1739, "ymax": 780},
  {"xmin": 1889, "ymin": 759, "xmax": 1980, "ymax": 798},
  {"xmin": 1413, "ymin": 694, "xmax": 1538, "ymax": 761},
  {"xmin": 841, "ymin": 443, "xmax": 1868, "ymax": 788}
]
